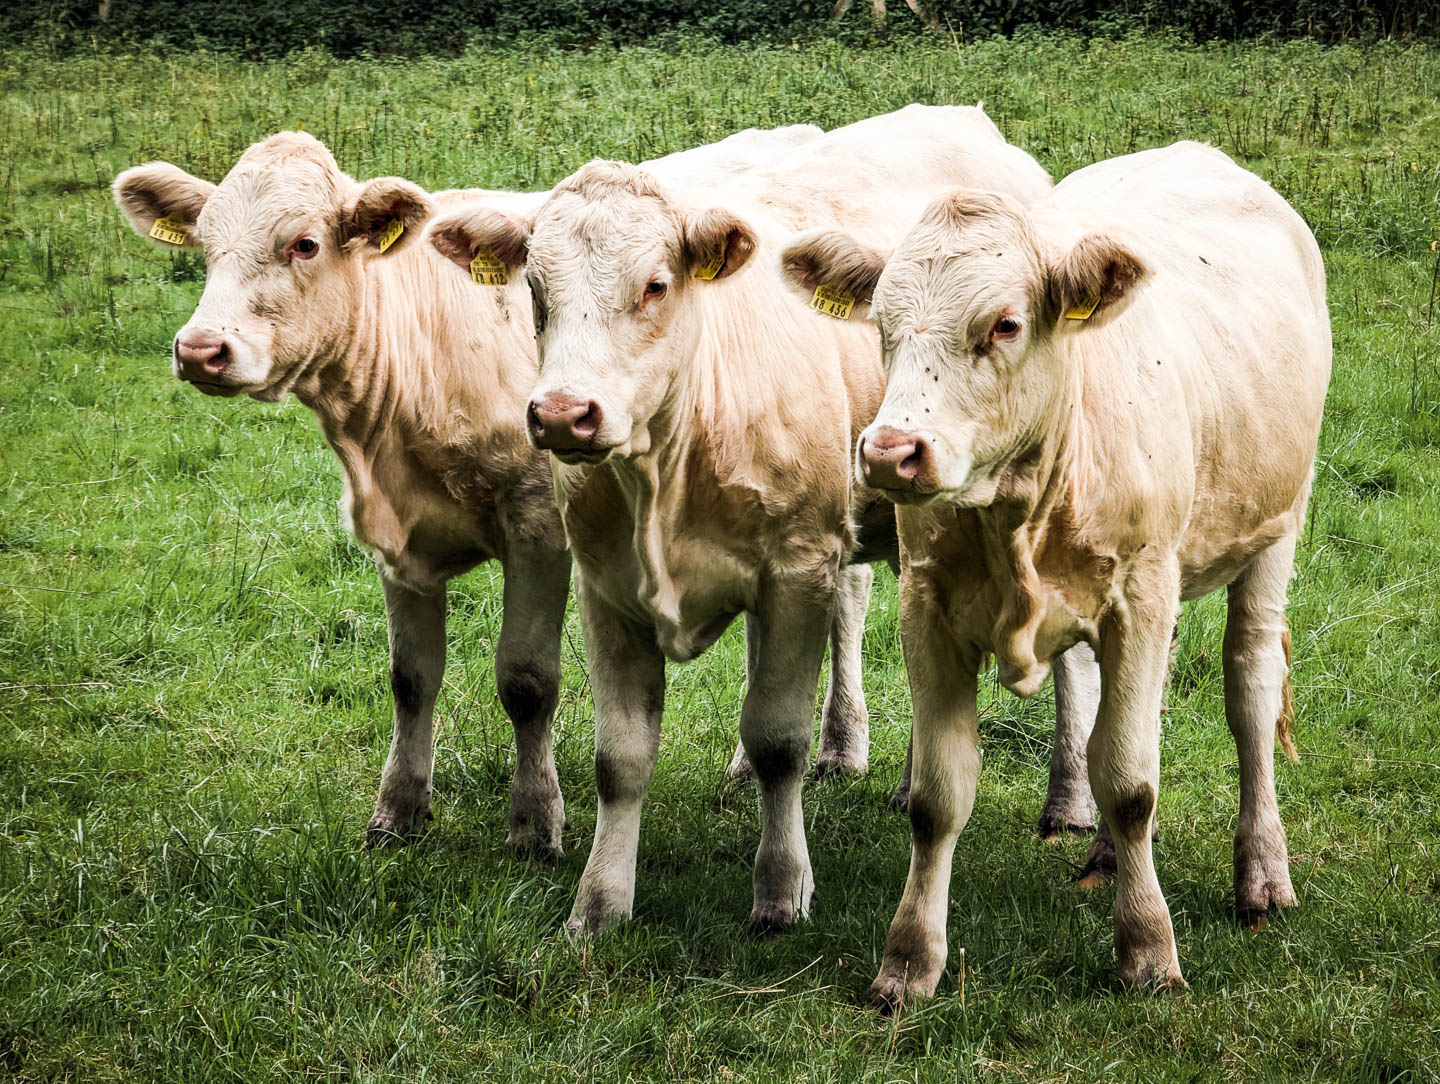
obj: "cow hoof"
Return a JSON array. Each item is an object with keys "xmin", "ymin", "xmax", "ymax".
[
  {"xmin": 749, "ymin": 903, "xmax": 801, "ymax": 937},
  {"xmin": 506, "ymin": 826, "xmax": 564, "ymax": 862},
  {"xmin": 1074, "ymin": 833, "xmax": 1117, "ymax": 888},
  {"xmin": 887, "ymin": 786, "xmax": 910, "ymax": 815},
  {"xmin": 1235, "ymin": 883, "xmax": 1296, "ymax": 931},
  {"xmin": 867, "ymin": 960, "xmax": 939, "ymax": 1014},
  {"xmin": 1120, "ymin": 969, "xmax": 1190, "ymax": 996},
  {"xmin": 364, "ymin": 804, "xmax": 432, "ymax": 848},
  {"xmin": 1234, "ymin": 845, "xmax": 1297, "ymax": 930},
  {"xmin": 867, "ymin": 975, "xmax": 908, "ymax": 1016},
  {"xmin": 506, "ymin": 799, "xmax": 565, "ymax": 862},
  {"xmin": 564, "ymin": 902, "xmax": 625, "ymax": 937},
  {"xmin": 812, "ymin": 750, "xmax": 867, "ymax": 780},
  {"xmin": 1035, "ymin": 804, "xmax": 1097, "ymax": 841}
]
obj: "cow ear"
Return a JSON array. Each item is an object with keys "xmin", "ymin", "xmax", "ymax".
[
  {"xmin": 683, "ymin": 208, "xmax": 756, "ymax": 282},
  {"xmin": 113, "ymin": 162, "xmax": 214, "ymax": 249},
  {"xmin": 779, "ymin": 228, "xmax": 889, "ymax": 322},
  {"xmin": 344, "ymin": 177, "xmax": 436, "ymax": 256},
  {"xmin": 1048, "ymin": 232, "xmax": 1147, "ymax": 326},
  {"xmin": 427, "ymin": 205, "xmax": 533, "ymax": 276}
]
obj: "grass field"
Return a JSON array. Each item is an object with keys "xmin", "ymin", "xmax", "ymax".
[{"xmin": 2, "ymin": 31, "xmax": 1440, "ymax": 1082}]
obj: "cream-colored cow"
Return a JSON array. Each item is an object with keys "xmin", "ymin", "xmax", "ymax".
[
  {"xmin": 111, "ymin": 125, "xmax": 822, "ymax": 858},
  {"xmin": 425, "ymin": 104, "xmax": 1083, "ymax": 935},
  {"xmin": 781, "ymin": 141, "xmax": 1330, "ymax": 1002}
]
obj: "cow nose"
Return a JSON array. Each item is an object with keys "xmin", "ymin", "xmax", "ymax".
[
  {"xmin": 527, "ymin": 395, "xmax": 603, "ymax": 450},
  {"xmin": 859, "ymin": 428, "xmax": 932, "ymax": 490},
  {"xmin": 175, "ymin": 336, "xmax": 229, "ymax": 381}
]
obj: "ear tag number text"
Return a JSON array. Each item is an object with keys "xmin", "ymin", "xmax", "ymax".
[
  {"xmin": 149, "ymin": 216, "xmax": 189, "ymax": 246},
  {"xmin": 1064, "ymin": 290, "xmax": 1101, "ymax": 321},
  {"xmin": 469, "ymin": 247, "xmax": 508, "ymax": 286},
  {"xmin": 378, "ymin": 218, "xmax": 405, "ymax": 254},
  {"xmin": 694, "ymin": 250, "xmax": 726, "ymax": 280},
  {"xmin": 811, "ymin": 284, "xmax": 855, "ymax": 320}
]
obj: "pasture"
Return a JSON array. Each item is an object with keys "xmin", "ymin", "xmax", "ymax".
[{"xmin": 2, "ymin": 32, "xmax": 1439, "ymax": 1081}]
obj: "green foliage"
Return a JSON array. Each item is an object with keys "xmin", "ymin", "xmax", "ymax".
[
  {"xmin": 5, "ymin": 0, "xmax": 1439, "ymax": 58},
  {"xmin": 2, "ymin": 32, "xmax": 1440, "ymax": 1082}
]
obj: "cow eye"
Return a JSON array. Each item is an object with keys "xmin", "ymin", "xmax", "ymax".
[
  {"xmin": 993, "ymin": 315, "xmax": 1021, "ymax": 338},
  {"xmin": 642, "ymin": 281, "xmax": 667, "ymax": 303},
  {"xmin": 290, "ymin": 237, "xmax": 319, "ymax": 261},
  {"xmin": 532, "ymin": 294, "xmax": 547, "ymax": 335}
]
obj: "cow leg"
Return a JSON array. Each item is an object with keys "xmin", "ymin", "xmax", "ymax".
[
  {"xmin": 1090, "ymin": 567, "xmax": 1185, "ymax": 992},
  {"xmin": 742, "ymin": 587, "xmax": 831, "ymax": 932},
  {"xmin": 566, "ymin": 587, "xmax": 665, "ymax": 934},
  {"xmin": 1225, "ymin": 533, "xmax": 1299, "ymax": 928},
  {"xmin": 497, "ymin": 544, "xmax": 570, "ymax": 860},
  {"xmin": 1037, "ymin": 642, "xmax": 1101, "ymax": 838},
  {"xmin": 814, "ymin": 562, "xmax": 873, "ymax": 778},
  {"xmin": 868, "ymin": 591, "xmax": 979, "ymax": 1011},
  {"xmin": 888, "ymin": 737, "xmax": 913, "ymax": 813},
  {"xmin": 367, "ymin": 575, "xmax": 445, "ymax": 846},
  {"xmin": 723, "ymin": 614, "xmax": 764, "ymax": 784}
]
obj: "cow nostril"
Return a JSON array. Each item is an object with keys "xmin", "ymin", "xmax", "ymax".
[
  {"xmin": 572, "ymin": 402, "xmax": 602, "ymax": 440},
  {"xmin": 176, "ymin": 337, "xmax": 230, "ymax": 379},
  {"xmin": 526, "ymin": 401, "xmax": 545, "ymax": 439},
  {"xmin": 899, "ymin": 446, "xmax": 925, "ymax": 480}
]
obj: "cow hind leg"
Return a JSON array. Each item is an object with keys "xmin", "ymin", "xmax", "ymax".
[
  {"xmin": 497, "ymin": 545, "xmax": 570, "ymax": 860},
  {"xmin": 1037, "ymin": 642, "xmax": 1100, "ymax": 839},
  {"xmin": 814, "ymin": 562, "xmax": 873, "ymax": 778},
  {"xmin": 367, "ymin": 576, "xmax": 446, "ymax": 847},
  {"xmin": 1224, "ymin": 533, "xmax": 1300, "ymax": 929},
  {"xmin": 722, "ymin": 615, "xmax": 764, "ymax": 785},
  {"xmin": 888, "ymin": 737, "xmax": 913, "ymax": 813}
]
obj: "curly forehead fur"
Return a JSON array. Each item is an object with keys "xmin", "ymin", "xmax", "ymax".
[
  {"xmin": 202, "ymin": 131, "xmax": 351, "ymax": 256},
  {"xmin": 878, "ymin": 188, "xmax": 1051, "ymax": 331},
  {"xmin": 532, "ymin": 159, "xmax": 690, "ymax": 273}
]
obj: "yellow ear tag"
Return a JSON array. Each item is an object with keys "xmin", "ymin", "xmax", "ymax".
[
  {"xmin": 811, "ymin": 284, "xmax": 855, "ymax": 320},
  {"xmin": 377, "ymin": 218, "xmax": 405, "ymax": 254},
  {"xmin": 469, "ymin": 247, "xmax": 508, "ymax": 286},
  {"xmin": 1064, "ymin": 290, "xmax": 1101, "ymax": 321},
  {"xmin": 694, "ymin": 249, "xmax": 726, "ymax": 280},
  {"xmin": 148, "ymin": 216, "xmax": 189, "ymax": 246}
]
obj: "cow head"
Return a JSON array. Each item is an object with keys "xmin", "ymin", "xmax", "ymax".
[
  {"xmin": 426, "ymin": 159, "xmax": 755, "ymax": 463},
  {"xmin": 780, "ymin": 189, "xmax": 1146, "ymax": 507},
  {"xmin": 114, "ymin": 131, "xmax": 434, "ymax": 401}
]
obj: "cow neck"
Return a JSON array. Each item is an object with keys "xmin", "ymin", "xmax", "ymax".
[
  {"xmin": 607, "ymin": 365, "xmax": 703, "ymax": 640},
  {"xmin": 976, "ymin": 362, "xmax": 1087, "ymax": 696},
  {"xmin": 602, "ymin": 298, "xmax": 739, "ymax": 638},
  {"xmin": 294, "ymin": 252, "xmax": 530, "ymax": 553}
]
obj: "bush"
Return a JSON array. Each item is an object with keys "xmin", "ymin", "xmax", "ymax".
[{"xmin": 9, "ymin": 0, "xmax": 1439, "ymax": 57}]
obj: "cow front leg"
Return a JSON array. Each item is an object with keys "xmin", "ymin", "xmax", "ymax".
[
  {"xmin": 567, "ymin": 587, "xmax": 665, "ymax": 934},
  {"xmin": 367, "ymin": 575, "xmax": 445, "ymax": 846},
  {"xmin": 497, "ymin": 544, "xmax": 571, "ymax": 859},
  {"xmin": 869, "ymin": 591, "xmax": 980, "ymax": 1011},
  {"xmin": 1037, "ymin": 641, "xmax": 1100, "ymax": 839},
  {"xmin": 1224, "ymin": 533, "xmax": 1300, "ymax": 928},
  {"xmin": 814, "ymin": 562, "xmax": 873, "ymax": 778},
  {"xmin": 1090, "ymin": 569, "xmax": 1185, "ymax": 992},
  {"xmin": 742, "ymin": 587, "xmax": 831, "ymax": 932}
]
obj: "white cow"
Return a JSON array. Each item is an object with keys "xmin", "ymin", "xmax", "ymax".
[
  {"xmin": 425, "ymin": 104, "xmax": 1087, "ymax": 935},
  {"xmin": 780, "ymin": 141, "xmax": 1330, "ymax": 1002},
  {"xmin": 111, "ymin": 124, "xmax": 822, "ymax": 857}
]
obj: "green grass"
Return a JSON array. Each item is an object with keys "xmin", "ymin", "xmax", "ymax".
[{"xmin": 2, "ymin": 31, "xmax": 1439, "ymax": 1082}]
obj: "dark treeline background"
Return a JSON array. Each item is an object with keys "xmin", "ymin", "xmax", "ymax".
[{"xmin": 10, "ymin": 0, "xmax": 1437, "ymax": 57}]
